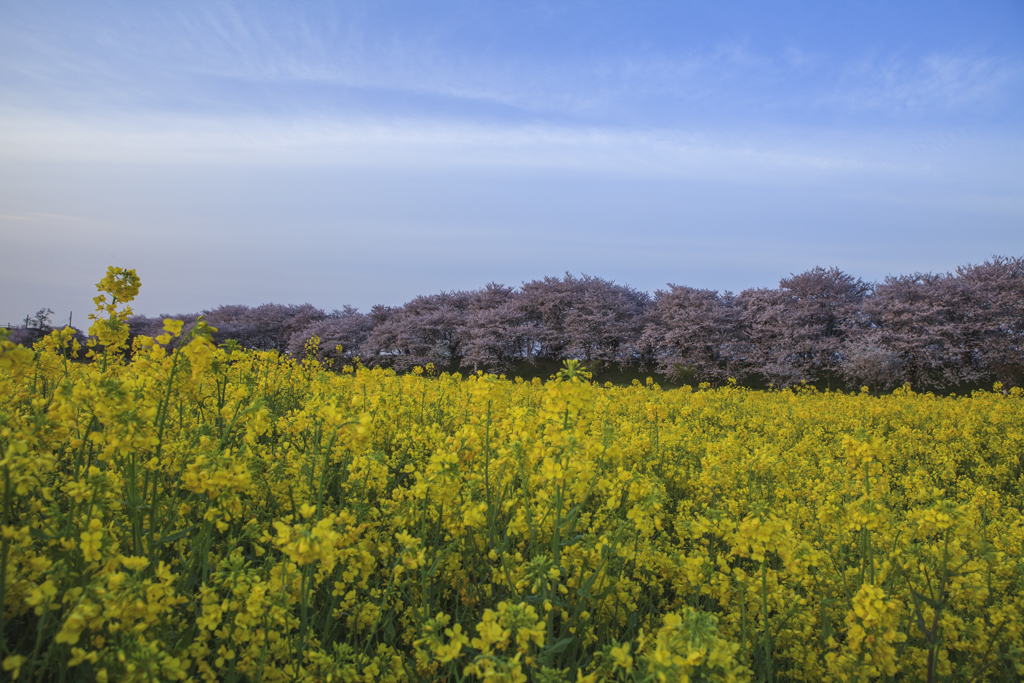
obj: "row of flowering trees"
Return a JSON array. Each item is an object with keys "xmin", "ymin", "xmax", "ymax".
[{"xmin": 13, "ymin": 256, "xmax": 1022, "ymax": 389}]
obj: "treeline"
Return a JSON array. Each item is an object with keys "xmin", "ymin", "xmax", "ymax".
[{"xmin": 10, "ymin": 255, "xmax": 1023, "ymax": 390}]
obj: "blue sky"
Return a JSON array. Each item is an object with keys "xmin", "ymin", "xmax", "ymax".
[{"xmin": 1, "ymin": 0, "xmax": 1022, "ymax": 325}]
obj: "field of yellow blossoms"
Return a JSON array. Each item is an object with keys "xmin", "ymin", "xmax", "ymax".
[{"xmin": 1, "ymin": 268, "xmax": 1023, "ymax": 683}]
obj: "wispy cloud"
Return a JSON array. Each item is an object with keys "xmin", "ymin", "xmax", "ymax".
[
  {"xmin": 3, "ymin": 3, "xmax": 1021, "ymax": 126},
  {"xmin": 0, "ymin": 110, "xmax": 916, "ymax": 184},
  {"xmin": 830, "ymin": 53, "xmax": 1024, "ymax": 113}
]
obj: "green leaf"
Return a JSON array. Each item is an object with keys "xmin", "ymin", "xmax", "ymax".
[{"xmin": 154, "ymin": 525, "xmax": 197, "ymax": 546}]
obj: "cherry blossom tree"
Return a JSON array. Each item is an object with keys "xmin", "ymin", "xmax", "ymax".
[
  {"xmin": 517, "ymin": 273, "xmax": 648, "ymax": 366},
  {"xmin": 953, "ymin": 256, "xmax": 1024, "ymax": 387},
  {"xmin": 739, "ymin": 267, "xmax": 869, "ymax": 386},
  {"xmin": 564, "ymin": 275, "xmax": 649, "ymax": 366},
  {"xmin": 516, "ymin": 274, "xmax": 580, "ymax": 361},
  {"xmin": 839, "ymin": 336, "xmax": 904, "ymax": 395},
  {"xmin": 864, "ymin": 273, "xmax": 972, "ymax": 388},
  {"xmin": 459, "ymin": 284, "xmax": 528, "ymax": 373},
  {"xmin": 643, "ymin": 286, "xmax": 746, "ymax": 384},
  {"xmin": 865, "ymin": 257, "xmax": 1024, "ymax": 388},
  {"xmin": 360, "ymin": 292, "xmax": 471, "ymax": 371},
  {"xmin": 287, "ymin": 305, "xmax": 374, "ymax": 366},
  {"xmin": 204, "ymin": 303, "xmax": 325, "ymax": 352}
]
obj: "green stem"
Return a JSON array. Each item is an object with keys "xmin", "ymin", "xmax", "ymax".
[
  {"xmin": 0, "ymin": 464, "xmax": 11, "ymax": 657},
  {"xmin": 762, "ymin": 560, "xmax": 772, "ymax": 683}
]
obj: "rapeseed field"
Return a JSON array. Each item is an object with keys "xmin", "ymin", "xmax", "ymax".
[{"xmin": 1, "ymin": 269, "xmax": 1022, "ymax": 682}]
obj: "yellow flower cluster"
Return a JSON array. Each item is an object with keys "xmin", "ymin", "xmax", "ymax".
[
  {"xmin": 1, "ymin": 270, "xmax": 1023, "ymax": 681},
  {"xmin": 827, "ymin": 583, "xmax": 905, "ymax": 680}
]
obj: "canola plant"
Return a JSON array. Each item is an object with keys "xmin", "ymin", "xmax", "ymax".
[{"xmin": 1, "ymin": 268, "xmax": 1022, "ymax": 682}]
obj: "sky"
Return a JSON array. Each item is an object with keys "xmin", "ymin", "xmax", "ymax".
[{"xmin": 1, "ymin": 0, "xmax": 1022, "ymax": 326}]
